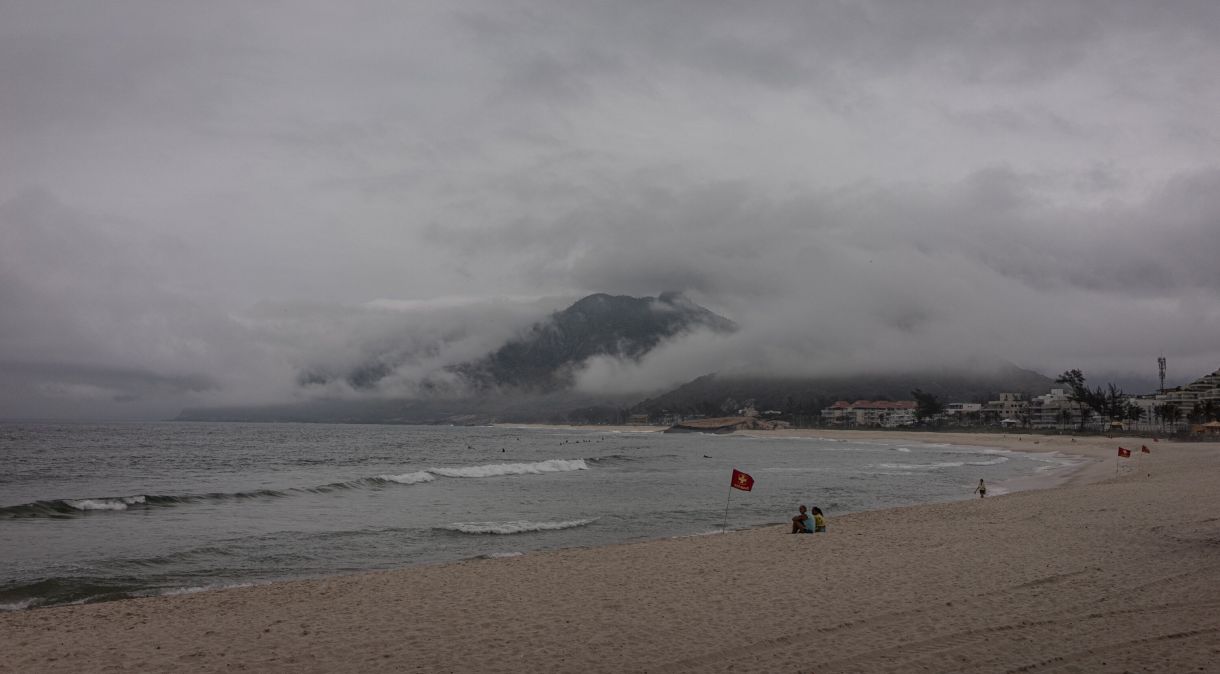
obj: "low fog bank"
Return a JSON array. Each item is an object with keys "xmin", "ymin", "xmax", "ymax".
[{"xmin": 3, "ymin": 170, "xmax": 1219, "ymax": 420}]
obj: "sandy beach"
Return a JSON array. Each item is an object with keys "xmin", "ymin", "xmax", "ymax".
[{"xmin": 3, "ymin": 430, "xmax": 1218, "ymax": 673}]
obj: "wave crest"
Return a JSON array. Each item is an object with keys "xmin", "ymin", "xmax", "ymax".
[
  {"xmin": 876, "ymin": 461, "xmax": 966, "ymax": 470},
  {"xmin": 430, "ymin": 459, "xmax": 588, "ymax": 478},
  {"xmin": 1, "ymin": 460, "xmax": 590, "ymax": 519},
  {"xmin": 966, "ymin": 456, "xmax": 1010, "ymax": 466},
  {"xmin": 375, "ymin": 471, "xmax": 436, "ymax": 485},
  {"xmin": 66, "ymin": 496, "xmax": 147, "ymax": 511},
  {"xmin": 438, "ymin": 518, "xmax": 597, "ymax": 535}
]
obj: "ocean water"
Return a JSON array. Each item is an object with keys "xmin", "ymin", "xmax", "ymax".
[{"xmin": 0, "ymin": 422, "xmax": 1079, "ymax": 611}]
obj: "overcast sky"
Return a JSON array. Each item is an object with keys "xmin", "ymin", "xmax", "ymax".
[{"xmin": 3, "ymin": 0, "xmax": 1219, "ymax": 419}]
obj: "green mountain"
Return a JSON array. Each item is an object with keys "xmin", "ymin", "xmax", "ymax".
[
  {"xmin": 451, "ymin": 291, "xmax": 737, "ymax": 392},
  {"xmin": 177, "ymin": 292, "xmax": 735, "ymax": 423}
]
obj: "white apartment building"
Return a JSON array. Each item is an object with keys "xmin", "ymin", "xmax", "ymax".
[
  {"xmin": 1029, "ymin": 388, "xmax": 1084, "ymax": 429},
  {"xmin": 821, "ymin": 400, "xmax": 917, "ymax": 428},
  {"xmin": 985, "ymin": 393, "xmax": 1028, "ymax": 423}
]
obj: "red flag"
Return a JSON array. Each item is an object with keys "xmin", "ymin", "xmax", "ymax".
[
  {"xmin": 1140, "ymin": 445, "xmax": 1150, "ymax": 454},
  {"xmin": 1117, "ymin": 447, "xmax": 1131, "ymax": 458},
  {"xmin": 730, "ymin": 469, "xmax": 754, "ymax": 491}
]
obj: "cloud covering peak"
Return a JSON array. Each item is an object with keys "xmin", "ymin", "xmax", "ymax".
[{"xmin": 2, "ymin": 1, "xmax": 1219, "ymax": 418}]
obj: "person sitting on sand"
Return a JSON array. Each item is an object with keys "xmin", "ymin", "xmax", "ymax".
[
  {"xmin": 974, "ymin": 479, "xmax": 987, "ymax": 499},
  {"xmin": 791, "ymin": 505, "xmax": 812, "ymax": 533},
  {"xmin": 811, "ymin": 506, "xmax": 827, "ymax": 532}
]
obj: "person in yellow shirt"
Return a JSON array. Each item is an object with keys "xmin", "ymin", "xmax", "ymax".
[{"xmin": 811, "ymin": 506, "xmax": 827, "ymax": 532}]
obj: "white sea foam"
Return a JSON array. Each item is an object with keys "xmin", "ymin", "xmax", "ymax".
[
  {"xmin": 672, "ymin": 529, "xmax": 727, "ymax": 539},
  {"xmin": 966, "ymin": 456, "xmax": 1010, "ymax": 466},
  {"xmin": 159, "ymin": 582, "xmax": 255, "ymax": 597},
  {"xmin": 894, "ymin": 447, "xmax": 912, "ymax": 453},
  {"xmin": 377, "ymin": 471, "xmax": 436, "ymax": 485},
  {"xmin": 876, "ymin": 461, "xmax": 967, "ymax": 470},
  {"xmin": 0, "ymin": 598, "xmax": 37, "ymax": 612},
  {"xmin": 66, "ymin": 495, "xmax": 146, "ymax": 511},
  {"xmin": 442, "ymin": 518, "xmax": 597, "ymax": 535},
  {"xmin": 430, "ymin": 459, "xmax": 588, "ymax": 478},
  {"xmin": 369, "ymin": 460, "xmax": 588, "ymax": 487},
  {"xmin": 483, "ymin": 551, "xmax": 525, "ymax": 558},
  {"xmin": 160, "ymin": 586, "xmax": 208, "ymax": 596}
]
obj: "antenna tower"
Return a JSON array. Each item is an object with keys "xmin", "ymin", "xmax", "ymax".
[{"xmin": 1157, "ymin": 355, "xmax": 1166, "ymax": 394}]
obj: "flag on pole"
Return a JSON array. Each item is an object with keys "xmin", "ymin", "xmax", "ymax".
[
  {"xmin": 730, "ymin": 469, "xmax": 754, "ymax": 491},
  {"xmin": 1117, "ymin": 447, "xmax": 1131, "ymax": 458},
  {"xmin": 1140, "ymin": 445, "xmax": 1150, "ymax": 454}
]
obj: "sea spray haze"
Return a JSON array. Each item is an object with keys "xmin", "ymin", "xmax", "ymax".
[{"xmin": 0, "ymin": 422, "xmax": 1077, "ymax": 610}]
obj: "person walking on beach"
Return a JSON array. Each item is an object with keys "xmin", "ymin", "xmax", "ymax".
[
  {"xmin": 811, "ymin": 506, "xmax": 827, "ymax": 532},
  {"xmin": 974, "ymin": 479, "xmax": 987, "ymax": 498},
  {"xmin": 791, "ymin": 505, "xmax": 812, "ymax": 533}
]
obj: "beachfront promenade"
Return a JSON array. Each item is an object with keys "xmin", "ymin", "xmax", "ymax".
[{"xmin": 2, "ymin": 431, "xmax": 1218, "ymax": 673}]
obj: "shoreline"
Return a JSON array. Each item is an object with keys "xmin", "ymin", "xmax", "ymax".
[
  {"xmin": 506, "ymin": 422, "xmax": 1115, "ymax": 492},
  {"xmin": 737, "ymin": 427, "xmax": 1121, "ymax": 488},
  {"xmin": 4, "ymin": 431, "xmax": 1218, "ymax": 672}
]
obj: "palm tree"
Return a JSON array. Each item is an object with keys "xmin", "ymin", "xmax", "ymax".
[
  {"xmin": 1187, "ymin": 402, "xmax": 1204, "ymax": 425},
  {"xmin": 1125, "ymin": 403, "xmax": 1144, "ymax": 431},
  {"xmin": 1161, "ymin": 403, "xmax": 1182, "ymax": 433}
]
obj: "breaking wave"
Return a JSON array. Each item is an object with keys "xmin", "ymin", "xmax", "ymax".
[
  {"xmin": 430, "ymin": 459, "xmax": 588, "ymax": 478},
  {"xmin": 66, "ymin": 495, "xmax": 148, "ymax": 511},
  {"xmin": 0, "ymin": 490, "xmax": 287, "ymax": 519},
  {"xmin": 966, "ymin": 456, "xmax": 1010, "ymax": 466},
  {"xmin": 373, "ymin": 471, "xmax": 436, "ymax": 485},
  {"xmin": 877, "ymin": 454, "xmax": 1010, "ymax": 470},
  {"xmin": 876, "ymin": 461, "xmax": 967, "ymax": 470},
  {"xmin": 0, "ymin": 459, "xmax": 590, "ymax": 520},
  {"xmin": 437, "ymin": 518, "xmax": 597, "ymax": 535}
]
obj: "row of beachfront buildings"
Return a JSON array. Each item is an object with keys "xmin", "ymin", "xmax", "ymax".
[{"xmin": 820, "ymin": 368, "xmax": 1220, "ymax": 432}]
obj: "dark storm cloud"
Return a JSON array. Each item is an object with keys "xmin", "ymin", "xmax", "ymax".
[{"xmin": 2, "ymin": 1, "xmax": 1219, "ymax": 416}]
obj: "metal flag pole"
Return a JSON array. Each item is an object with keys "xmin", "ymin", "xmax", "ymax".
[{"xmin": 722, "ymin": 485, "xmax": 733, "ymax": 533}]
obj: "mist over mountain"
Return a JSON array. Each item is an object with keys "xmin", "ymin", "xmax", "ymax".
[
  {"xmin": 452, "ymin": 292, "xmax": 737, "ymax": 392},
  {"xmin": 179, "ymin": 292, "xmax": 737, "ymax": 422},
  {"xmin": 286, "ymin": 292, "xmax": 735, "ymax": 394},
  {"xmin": 179, "ymin": 293, "xmax": 1068, "ymax": 425}
]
